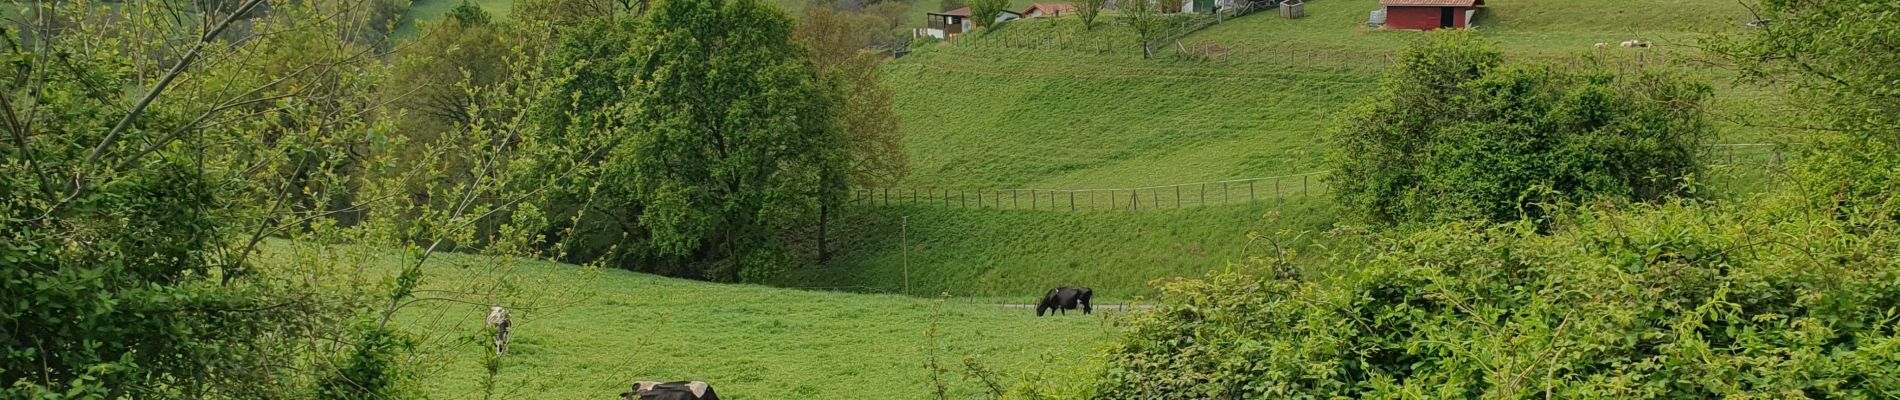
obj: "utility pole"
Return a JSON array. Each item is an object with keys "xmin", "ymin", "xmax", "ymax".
[{"xmin": 902, "ymin": 216, "xmax": 910, "ymax": 296}]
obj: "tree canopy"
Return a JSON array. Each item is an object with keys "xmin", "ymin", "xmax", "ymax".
[{"xmin": 527, "ymin": 0, "xmax": 849, "ymax": 282}]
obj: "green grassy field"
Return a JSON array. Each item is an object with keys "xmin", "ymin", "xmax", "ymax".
[
  {"xmin": 788, "ymin": 197, "xmax": 1336, "ymax": 299},
  {"xmin": 387, "ymin": 251, "xmax": 1113, "ymax": 399},
  {"xmin": 393, "ymin": 0, "xmax": 514, "ymax": 38}
]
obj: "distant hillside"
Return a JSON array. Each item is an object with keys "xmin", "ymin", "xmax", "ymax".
[{"xmin": 393, "ymin": 0, "xmax": 1041, "ymax": 38}]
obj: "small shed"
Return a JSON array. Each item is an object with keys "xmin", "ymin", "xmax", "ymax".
[
  {"xmin": 1022, "ymin": 3, "xmax": 1078, "ymax": 18},
  {"xmin": 1378, "ymin": 0, "xmax": 1483, "ymax": 30}
]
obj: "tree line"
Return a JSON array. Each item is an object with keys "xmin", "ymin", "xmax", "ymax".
[{"xmin": 0, "ymin": 0, "xmax": 905, "ymax": 397}]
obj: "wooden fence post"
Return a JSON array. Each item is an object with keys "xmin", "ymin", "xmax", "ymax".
[
  {"xmin": 1275, "ymin": 178, "xmax": 1281, "ymax": 203},
  {"xmin": 1250, "ymin": 180, "xmax": 1256, "ymax": 202},
  {"xmin": 1131, "ymin": 190, "xmax": 1139, "ymax": 211},
  {"xmin": 1176, "ymin": 185, "xmax": 1181, "ymax": 208},
  {"xmin": 1012, "ymin": 190, "xmax": 1018, "ymax": 208},
  {"xmin": 1032, "ymin": 189, "xmax": 1038, "ymax": 209},
  {"xmin": 1223, "ymin": 182, "xmax": 1229, "ymax": 204},
  {"xmin": 1070, "ymin": 191, "xmax": 1076, "ymax": 211},
  {"xmin": 1302, "ymin": 175, "xmax": 1309, "ymax": 196}
]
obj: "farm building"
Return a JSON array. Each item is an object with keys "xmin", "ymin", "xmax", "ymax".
[
  {"xmin": 916, "ymin": 7, "xmax": 1024, "ymax": 39},
  {"xmin": 1180, "ymin": 0, "xmax": 1220, "ymax": 13},
  {"xmin": 1022, "ymin": 3, "xmax": 1078, "ymax": 18},
  {"xmin": 1379, "ymin": 0, "xmax": 1483, "ymax": 30}
]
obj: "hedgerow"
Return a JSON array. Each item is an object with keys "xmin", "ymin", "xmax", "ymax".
[{"xmin": 1097, "ymin": 197, "xmax": 1900, "ymax": 398}]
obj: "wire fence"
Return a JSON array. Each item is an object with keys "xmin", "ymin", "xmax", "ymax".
[
  {"xmin": 855, "ymin": 144, "xmax": 1791, "ymax": 212},
  {"xmin": 852, "ymin": 171, "xmax": 1328, "ymax": 211}
]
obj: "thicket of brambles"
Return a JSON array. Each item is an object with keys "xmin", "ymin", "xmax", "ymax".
[
  {"xmin": 0, "ymin": 0, "xmax": 902, "ymax": 397},
  {"xmin": 1094, "ymin": 2, "xmax": 1900, "ymax": 398},
  {"xmin": 1330, "ymin": 31, "xmax": 1711, "ymax": 226}
]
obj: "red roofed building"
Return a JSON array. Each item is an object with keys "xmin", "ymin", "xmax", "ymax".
[
  {"xmin": 1022, "ymin": 3, "xmax": 1078, "ymax": 18},
  {"xmin": 1380, "ymin": 0, "xmax": 1484, "ymax": 30}
]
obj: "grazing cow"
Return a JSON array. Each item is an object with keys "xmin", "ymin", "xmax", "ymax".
[
  {"xmin": 621, "ymin": 381, "xmax": 719, "ymax": 400},
  {"xmin": 485, "ymin": 306, "xmax": 511, "ymax": 356},
  {"xmin": 1037, "ymin": 287, "xmax": 1093, "ymax": 316}
]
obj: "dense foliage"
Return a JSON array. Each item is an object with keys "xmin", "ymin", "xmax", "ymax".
[
  {"xmin": 1097, "ymin": 4, "xmax": 1900, "ymax": 398},
  {"xmin": 1330, "ymin": 31, "xmax": 1712, "ymax": 225},
  {"xmin": 1, "ymin": 2, "xmax": 581, "ymax": 398},
  {"xmin": 0, "ymin": 3, "xmax": 373, "ymax": 396},
  {"xmin": 526, "ymin": 0, "xmax": 849, "ymax": 282},
  {"xmin": 1099, "ymin": 198, "xmax": 1900, "ymax": 398}
]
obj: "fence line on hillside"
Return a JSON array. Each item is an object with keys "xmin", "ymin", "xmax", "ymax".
[
  {"xmin": 851, "ymin": 171, "xmax": 1329, "ymax": 211},
  {"xmin": 854, "ymin": 144, "xmax": 1791, "ymax": 212},
  {"xmin": 955, "ymin": 2, "xmax": 1270, "ymax": 56}
]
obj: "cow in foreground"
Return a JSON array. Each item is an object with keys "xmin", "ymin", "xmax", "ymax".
[
  {"xmin": 621, "ymin": 381, "xmax": 719, "ymax": 400},
  {"xmin": 1037, "ymin": 287, "xmax": 1093, "ymax": 316}
]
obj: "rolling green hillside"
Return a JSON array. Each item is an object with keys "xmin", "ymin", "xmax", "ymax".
[
  {"xmin": 884, "ymin": 0, "xmax": 1765, "ymax": 188},
  {"xmin": 390, "ymin": 251, "xmax": 1112, "ymax": 399},
  {"xmin": 803, "ymin": 0, "xmax": 1789, "ymax": 299}
]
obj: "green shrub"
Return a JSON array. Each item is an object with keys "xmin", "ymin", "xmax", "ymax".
[
  {"xmin": 1096, "ymin": 199, "xmax": 1900, "ymax": 398},
  {"xmin": 1330, "ymin": 30, "xmax": 1712, "ymax": 225}
]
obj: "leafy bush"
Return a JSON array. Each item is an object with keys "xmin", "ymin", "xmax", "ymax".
[
  {"xmin": 1330, "ymin": 30, "xmax": 1712, "ymax": 225},
  {"xmin": 1098, "ymin": 199, "xmax": 1900, "ymax": 398}
]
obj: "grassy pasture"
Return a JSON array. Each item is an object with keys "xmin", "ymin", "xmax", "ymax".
[
  {"xmin": 789, "ymin": 197, "xmax": 1337, "ymax": 299},
  {"xmin": 378, "ymin": 250, "xmax": 1113, "ymax": 399}
]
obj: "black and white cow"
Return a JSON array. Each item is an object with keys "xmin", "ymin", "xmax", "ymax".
[
  {"xmin": 1037, "ymin": 287, "xmax": 1093, "ymax": 316},
  {"xmin": 485, "ymin": 306, "xmax": 511, "ymax": 356},
  {"xmin": 621, "ymin": 381, "xmax": 719, "ymax": 400}
]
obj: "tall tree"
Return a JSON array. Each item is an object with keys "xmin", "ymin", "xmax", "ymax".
[
  {"xmin": 795, "ymin": 6, "xmax": 907, "ymax": 261},
  {"xmin": 532, "ymin": 0, "xmax": 849, "ymax": 281},
  {"xmin": 796, "ymin": 6, "xmax": 907, "ymax": 187}
]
